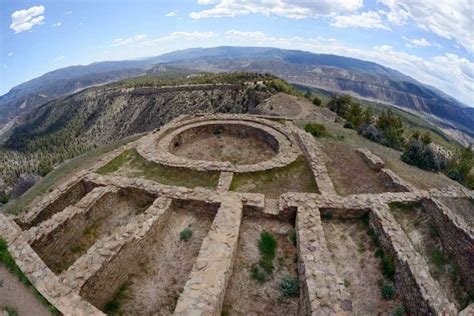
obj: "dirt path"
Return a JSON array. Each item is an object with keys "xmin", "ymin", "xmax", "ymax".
[{"xmin": 0, "ymin": 265, "xmax": 50, "ymax": 316}]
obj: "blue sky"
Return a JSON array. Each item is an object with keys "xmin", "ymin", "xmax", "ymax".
[{"xmin": 1, "ymin": 0, "xmax": 473, "ymax": 105}]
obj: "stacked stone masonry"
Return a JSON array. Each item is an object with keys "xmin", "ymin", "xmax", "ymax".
[{"xmin": 0, "ymin": 114, "xmax": 472, "ymax": 316}]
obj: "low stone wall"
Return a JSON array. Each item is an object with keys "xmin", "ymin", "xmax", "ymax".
[
  {"xmin": 370, "ymin": 205, "xmax": 456, "ymax": 315},
  {"xmin": 217, "ymin": 171, "xmax": 233, "ymax": 192},
  {"xmin": 29, "ymin": 186, "xmax": 120, "ymax": 272},
  {"xmin": 170, "ymin": 122, "xmax": 280, "ymax": 153},
  {"xmin": 77, "ymin": 197, "xmax": 172, "ymax": 310},
  {"xmin": 174, "ymin": 196, "xmax": 243, "ymax": 315},
  {"xmin": 379, "ymin": 169, "xmax": 414, "ymax": 192},
  {"xmin": 15, "ymin": 172, "xmax": 99, "ymax": 229},
  {"xmin": 296, "ymin": 205, "xmax": 352, "ymax": 315},
  {"xmin": 356, "ymin": 148, "xmax": 384, "ymax": 171},
  {"xmin": 0, "ymin": 213, "xmax": 104, "ymax": 315},
  {"xmin": 422, "ymin": 198, "xmax": 474, "ymax": 296},
  {"xmin": 137, "ymin": 114, "xmax": 301, "ymax": 173},
  {"xmin": 291, "ymin": 128, "xmax": 335, "ymax": 195}
]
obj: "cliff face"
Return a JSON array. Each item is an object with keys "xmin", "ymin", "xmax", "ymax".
[{"xmin": 0, "ymin": 82, "xmax": 271, "ymax": 185}]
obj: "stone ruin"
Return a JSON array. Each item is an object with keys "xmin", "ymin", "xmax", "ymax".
[{"xmin": 0, "ymin": 113, "xmax": 472, "ymax": 315}]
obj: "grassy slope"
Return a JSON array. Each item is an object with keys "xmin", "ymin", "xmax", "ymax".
[
  {"xmin": 294, "ymin": 101, "xmax": 460, "ymax": 190},
  {"xmin": 2, "ymin": 135, "xmax": 142, "ymax": 215},
  {"xmin": 301, "ymin": 87, "xmax": 459, "ymax": 151}
]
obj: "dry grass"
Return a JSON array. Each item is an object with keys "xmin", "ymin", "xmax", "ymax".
[
  {"xmin": 222, "ymin": 217, "xmax": 299, "ymax": 315},
  {"xmin": 230, "ymin": 155, "xmax": 318, "ymax": 198},
  {"xmin": 96, "ymin": 149, "xmax": 219, "ymax": 189},
  {"xmin": 322, "ymin": 218, "xmax": 403, "ymax": 315}
]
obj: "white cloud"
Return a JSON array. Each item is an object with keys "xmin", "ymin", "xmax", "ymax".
[
  {"xmin": 378, "ymin": 0, "xmax": 473, "ymax": 53},
  {"xmin": 190, "ymin": 0, "xmax": 363, "ymax": 19},
  {"xmin": 53, "ymin": 56, "xmax": 65, "ymax": 62},
  {"xmin": 165, "ymin": 11, "xmax": 177, "ymax": 17},
  {"xmin": 10, "ymin": 5, "xmax": 45, "ymax": 33},
  {"xmin": 331, "ymin": 11, "xmax": 391, "ymax": 30},
  {"xmin": 111, "ymin": 34, "xmax": 148, "ymax": 47},
  {"xmin": 217, "ymin": 30, "xmax": 473, "ymax": 105},
  {"xmin": 402, "ymin": 37, "xmax": 437, "ymax": 48},
  {"xmin": 8, "ymin": 52, "xmax": 13, "ymax": 57},
  {"xmin": 65, "ymin": 11, "xmax": 72, "ymax": 15},
  {"xmin": 52, "ymin": 22, "xmax": 62, "ymax": 27},
  {"xmin": 111, "ymin": 32, "xmax": 218, "ymax": 47}
]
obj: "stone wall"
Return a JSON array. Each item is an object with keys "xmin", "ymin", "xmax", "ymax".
[
  {"xmin": 356, "ymin": 148, "xmax": 384, "ymax": 171},
  {"xmin": 422, "ymin": 198, "xmax": 474, "ymax": 296},
  {"xmin": 291, "ymin": 127, "xmax": 334, "ymax": 195},
  {"xmin": 170, "ymin": 122, "xmax": 280, "ymax": 152},
  {"xmin": 379, "ymin": 169, "xmax": 414, "ymax": 192},
  {"xmin": 174, "ymin": 196, "xmax": 243, "ymax": 315},
  {"xmin": 369, "ymin": 205, "xmax": 456, "ymax": 315},
  {"xmin": 29, "ymin": 186, "xmax": 120, "ymax": 272},
  {"xmin": 16, "ymin": 174, "xmax": 99, "ymax": 229},
  {"xmin": 136, "ymin": 114, "xmax": 301, "ymax": 173},
  {"xmin": 78, "ymin": 197, "xmax": 172, "ymax": 309},
  {"xmin": 296, "ymin": 205, "xmax": 352, "ymax": 315}
]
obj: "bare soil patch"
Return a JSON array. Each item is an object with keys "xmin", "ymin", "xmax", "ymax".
[
  {"xmin": 257, "ymin": 93, "xmax": 304, "ymax": 118},
  {"xmin": 118, "ymin": 206, "xmax": 214, "ymax": 315},
  {"xmin": 322, "ymin": 218, "xmax": 403, "ymax": 315},
  {"xmin": 322, "ymin": 142, "xmax": 391, "ymax": 196},
  {"xmin": 172, "ymin": 133, "xmax": 276, "ymax": 165},
  {"xmin": 222, "ymin": 217, "xmax": 299, "ymax": 315},
  {"xmin": 0, "ymin": 265, "xmax": 50, "ymax": 316},
  {"xmin": 389, "ymin": 202, "xmax": 471, "ymax": 310},
  {"xmin": 437, "ymin": 197, "xmax": 474, "ymax": 227},
  {"xmin": 230, "ymin": 155, "xmax": 318, "ymax": 198}
]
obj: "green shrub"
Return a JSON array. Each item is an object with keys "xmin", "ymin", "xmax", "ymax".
[
  {"xmin": 0, "ymin": 192, "xmax": 9, "ymax": 204},
  {"xmin": 290, "ymin": 230, "xmax": 297, "ymax": 247},
  {"xmin": 381, "ymin": 254, "xmax": 396, "ymax": 280},
  {"xmin": 259, "ymin": 256, "xmax": 275, "ymax": 274},
  {"xmin": 343, "ymin": 122, "xmax": 353, "ymax": 129},
  {"xmin": 304, "ymin": 123, "xmax": 329, "ymax": 138},
  {"xmin": 180, "ymin": 227, "xmax": 193, "ymax": 241},
  {"xmin": 281, "ymin": 276, "xmax": 300, "ymax": 297},
  {"xmin": 381, "ymin": 283, "xmax": 396, "ymax": 299},
  {"xmin": 312, "ymin": 97, "xmax": 322, "ymax": 106},
  {"xmin": 258, "ymin": 231, "xmax": 277, "ymax": 259},
  {"xmin": 3, "ymin": 306, "xmax": 18, "ymax": 316},
  {"xmin": 104, "ymin": 282, "xmax": 129, "ymax": 314},
  {"xmin": 401, "ymin": 138, "xmax": 446, "ymax": 171},
  {"xmin": 251, "ymin": 265, "xmax": 267, "ymax": 283},
  {"xmin": 393, "ymin": 305, "xmax": 406, "ymax": 316},
  {"xmin": 429, "ymin": 247, "xmax": 448, "ymax": 268}
]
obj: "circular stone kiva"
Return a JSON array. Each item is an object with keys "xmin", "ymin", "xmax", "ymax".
[{"xmin": 136, "ymin": 114, "xmax": 300, "ymax": 172}]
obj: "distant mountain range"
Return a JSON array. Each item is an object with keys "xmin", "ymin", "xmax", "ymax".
[{"xmin": 1, "ymin": 46, "xmax": 473, "ymax": 139}]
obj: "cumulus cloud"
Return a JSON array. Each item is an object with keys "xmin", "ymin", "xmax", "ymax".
[
  {"xmin": 52, "ymin": 22, "xmax": 62, "ymax": 27},
  {"xmin": 10, "ymin": 5, "xmax": 45, "ymax": 33},
  {"xmin": 8, "ymin": 52, "xmax": 13, "ymax": 57},
  {"xmin": 331, "ymin": 11, "xmax": 391, "ymax": 30},
  {"xmin": 190, "ymin": 0, "xmax": 362, "ymax": 19},
  {"xmin": 378, "ymin": 0, "xmax": 473, "ymax": 53},
  {"xmin": 165, "ymin": 11, "xmax": 177, "ymax": 17}
]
